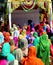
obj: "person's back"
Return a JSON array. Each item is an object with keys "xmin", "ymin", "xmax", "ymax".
[
  {"xmin": 21, "ymin": 46, "xmax": 44, "ymax": 65},
  {"xmin": 38, "ymin": 34, "xmax": 50, "ymax": 65}
]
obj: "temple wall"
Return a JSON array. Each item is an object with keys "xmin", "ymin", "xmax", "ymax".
[{"xmin": 11, "ymin": 9, "xmax": 40, "ymax": 27}]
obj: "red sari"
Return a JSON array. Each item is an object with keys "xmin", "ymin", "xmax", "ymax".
[{"xmin": 50, "ymin": 44, "xmax": 53, "ymax": 57}]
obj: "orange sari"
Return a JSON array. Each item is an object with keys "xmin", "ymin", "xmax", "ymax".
[{"xmin": 21, "ymin": 46, "xmax": 44, "ymax": 65}]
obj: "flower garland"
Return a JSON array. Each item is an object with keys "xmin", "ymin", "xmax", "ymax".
[
  {"xmin": 8, "ymin": 0, "xmax": 25, "ymax": 13},
  {"xmin": 11, "ymin": 2, "xmax": 20, "ymax": 13},
  {"xmin": 21, "ymin": 0, "xmax": 36, "ymax": 12}
]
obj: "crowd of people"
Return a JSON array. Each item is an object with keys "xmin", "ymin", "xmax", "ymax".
[{"xmin": 0, "ymin": 19, "xmax": 53, "ymax": 65}]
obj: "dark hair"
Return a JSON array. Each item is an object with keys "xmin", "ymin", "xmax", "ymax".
[
  {"xmin": 0, "ymin": 21, "xmax": 2, "ymax": 26},
  {"xmin": 28, "ymin": 39, "xmax": 32, "ymax": 44},
  {"xmin": 28, "ymin": 20, "xmax": 32, "ymax": 25},
  {"xmin": 0, "ymin": 56, "xmax": 7, "ymax": 60}
]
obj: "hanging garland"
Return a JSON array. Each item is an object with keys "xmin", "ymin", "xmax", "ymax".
[
  {"xmin": 21, "ymin": 0, "xmax": 36, "ymax": 12},
  {"xmin": 11, "ymin": 2, "xmax": 20, "ymax": 13}
]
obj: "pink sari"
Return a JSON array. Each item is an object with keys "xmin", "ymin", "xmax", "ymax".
[
  {"xmin": 26, "ymin": 25, "xmax": 30, "ymax": 35},
  {"xmin": 0, "ymin": 60, "xmax": 7, "ymax": 65},
  {"xmin": 13, "ymin": 37, "xmax": 18, "ymax": 48}
]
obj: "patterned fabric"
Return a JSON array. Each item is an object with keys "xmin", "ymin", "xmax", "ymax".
[
  {"xmin": 21, "ymin": 0, "xmax": 36, "ymax": 12},
  {"xmin": 8, "ymin": 0, "xmax": 25, "ymax": 13},
  {"xmin": 8, "ymin": 0, "xmax": 20, "ymax": 13}
]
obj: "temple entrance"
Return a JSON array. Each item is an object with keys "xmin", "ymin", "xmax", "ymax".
[{"xmin": 11, "ymin": 8, "xmax": 40, "ymax": 27}]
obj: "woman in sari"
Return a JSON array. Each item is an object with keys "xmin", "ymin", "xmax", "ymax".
[
  {"xmin": 50, "ymin": 36, "xmax": 53, "ymax": 65},
  {"xmin": 18, "ymin": 38, "xmax": 28, "ymax": 57},
  {"xmin": 14, "ymin": 38, "xmax": 28, "ymax": 63},
  {"xmin": 21, "ymin": 46, "xmax": 44, "ymax": 65},
  {"xmin": 33, "ymin": 32, "xmax": 39, "ymax": 55},
  {"xmin": 0, "ymin": 32, "xmax": 8, "ymax": 65},
  {"xmin": 39, "ymin": 34, "xmax": 50, "ymax": 65},
  {"xmin": 1, "ymin": 32, "xmax": 15, "ymax": 62}
]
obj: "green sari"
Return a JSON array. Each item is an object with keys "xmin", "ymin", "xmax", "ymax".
[
  {"xmin": 33, "ymin": 32, "xmax": 39, "ymax": 55},
  {"xmin": 38, "ymin": 34, "xmax": 50, "ymax": 65}
]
